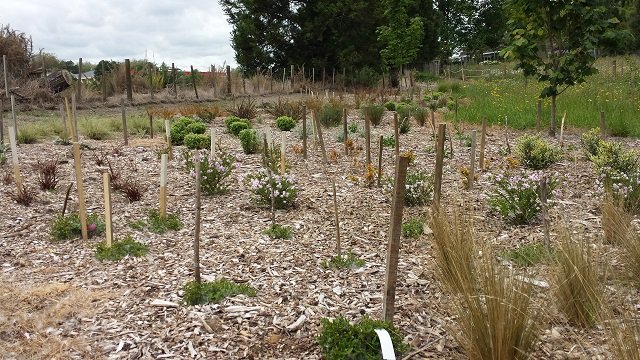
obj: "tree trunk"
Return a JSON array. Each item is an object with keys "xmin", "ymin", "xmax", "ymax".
[
  {"xmin": 549, "ymin": 94, "xmax": 556, "ymax": 137},
  {"xmin": 389, "ymin": 68, "xmax": 400, "ymax": 88}
]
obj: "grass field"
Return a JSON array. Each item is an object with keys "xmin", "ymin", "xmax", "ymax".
[{"xmin": 444, "ymin": 57, "xmax": 640, "ymax": 137}]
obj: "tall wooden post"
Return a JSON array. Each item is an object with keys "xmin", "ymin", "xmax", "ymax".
[
  {"xmin": 377, "ymin": 135, "xmax": 383, "ymax": 187},
  {"xmin": 64, "ymin": 97, "xmax": 74, "ymax": 142},
  {"xmin": 365, "ymin": 109, "xmax": 371, "ymax": 165},
  {"xmin": 210, "ymin": 128, "xmax": 216, "ymax": 156},
  {"xmin": 71, "ymin": 92, "xmax": 79, "ymax": 141},
  {"xmin": 393, "ymin": 113, "xmax": 399, "ymax": 157},
  {"xmin": 77, "ymin": 57, "xmax": 83, "ymax": 102},
  {"xmin": 0, "ymin": 99, "xmax": 4, "ymax": 145},
  {"xmin": 103, "ymin": 172, "xmax": 113, "ymax": 247},
  {"xmin": 302, "ymin": 105, "xmax": 308, "ymax": 159},
  {"xmin": 383, "ymin": 155, "xmax": 410, "ymax": 323},
  {"xmin": 190, "ymin": 65, "xmax": 199, "ymax": 99},
  {"xmin": 342, "ymin": 108, "xmax": 348, "ymax": 154},
  {"xmin": 8, "ymin": 126, "xmax": 23, "ymax": 191},
  {"xmin": 332, "ymin": 178, "xmax": 341, "ymax": 258},
  {"xmin": 172, "ymin": 63, "xmax": 177, "ymax": 99},
  {"xmin": 165, "ymin": 119, "xmax": 173, "ymax": 160},
  {"xmin": 72, "ymin": 142, "xmax": 88, "ymax": 240},
  {"xmin": 540, "ymin": 176, "xmax": 550, "ymax": 249},
  {"xmin": 148, "ymin": 62, "xmax": 155, "ymax": 100},
  {"xmin": 536, "ymin": 99, "xmax": 542, "ymax": 130},
  {"xmin": 159, "ymin": 154, "xmax": 168, "ymax": 219},
  {"xmin": 125, "ymin": 59, "xmax": 132, "ymax": 102},
  {"xmin": 314, "ymin": 111, "xmax": 327, "ymax": 164},
  {"xmin": 193, "ymin": 159, "xmax": 202, "ymax": 283},
  {"xmin": 2, "ymin": 55, "xmax": 8, "ymax": 98},
  {"xmin": 101, "ymin": 62, "xmax": 107, "ymax": 102},
  {"xmin": 121, "ymin": 99, "xmax": 128, "ymax": 146},
  {"xmin": 600, "ymin": 111, "xmax": 607, "ymax": 139},
  {"xmin": 433, "ymin": 124, "xmax": 446, "ymax": 206},
  {"xmin": 479, "ymin": 117, "xmax": 487, "ymax": 171},
  {"xmin": 148, "ymin": 111, "xmax": 154, "ymax": 139},
  {"xmin": 468, "ymin": 130, "xmax": 477, "ymax": 189},
  {"xmin": 226, "ymin": 65, "xmax": 232, "ymax": 96},
  {"xmin": 280, "ymin": 132, "xmax": 286, "ymax": 175},
  {"xmin": 290, "ymin": 65, "xmax": 294, "ymax": 89}
]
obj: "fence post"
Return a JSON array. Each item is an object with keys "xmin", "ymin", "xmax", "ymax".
[
  {"xmin": 172, "ymin": 62, "xmax": 177, "ymax": 99},
  {"xmin": 77, "ymin": 57, "xmax": 83, "ymax": 102},
  {"xmin": 191, "ymin": 65, "xmax": 199, "ymax": 100},
  {"xmin": 226, "ymin": 65, "xmax": 232, "ymax": 96},
  {"xmin": 103, "ymin": 172, "xmax": 113, "ymax": 247},
  {"xmin": 125, "ymin": 59, "xmax": 132, "ymax": 102},
  {"xmin": 433, "ymin": 124, "xmax": 446, "ymax": 206}
]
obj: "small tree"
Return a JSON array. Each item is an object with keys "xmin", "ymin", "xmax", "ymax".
[
  {"xmin": 377, "ymin": 0, "xmax": 424, "ymax": 87},
  {"xmin": 502, "ymin": 0, "xmax": 622, "ymax": 136}
]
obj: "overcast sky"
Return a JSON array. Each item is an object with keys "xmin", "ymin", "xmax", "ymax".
[{"xmin": 1, "ymin": 0, "xmax": 237, "ymax": 71}]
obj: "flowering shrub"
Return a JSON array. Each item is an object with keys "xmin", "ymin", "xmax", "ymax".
[
  {"xmin": 384, "ymin": 169, "xmax": 433, "ymax": 206},
  {"xmin": 580, "ymin": 127, "xmax": 602, "ymax": 157},
  {"xmin": 184, "ymin": 149, "xmax": 237, "ymax": 195},
  {"xmin": 243, "ymin": 170, "xmax": 298, "ymax": 209},
  {"xmin": 488, "ymin": 171, "xmax": 558, "ymax": 225},
  {"xmin": 591, "ymin": 142, "xmax": 640, "ymax": 213},
  {"xmin": 515, "ymin": 134, "xmax": 562, "ymax": 170}
]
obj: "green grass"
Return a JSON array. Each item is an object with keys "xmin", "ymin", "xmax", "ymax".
[
  {"xmin": 129, "ymin": 209, "xmax": 182, "ymax": 234},
  {"xmin": 322, "ymin": 252, "xmax": 365, "ymax": 269},
  {"xmin": 501, "ymin": 243, "xmax": 553, "ymax": 267},
  {"xmin": 50, "ymin": 212, "xmax": 105, "ymax": 241},
  {"xmin": 402, "ymin": 218, "xmax": 424, "ymax": 238},
  {"xmin": 182, "ymin": 279, "xmax": 256, "ymax": 305},
  {"xmin": 263, "ymin": 224, "xmax": 292, "ymax": 239},
  {"xmin": 447, "ymin": 73, "xmax": 640, "ymax": 137},
  {"xmin": 95, "ymin": 235, "xmax": 149, "ymax": 261},
  {"xmin": 80, "ymin": 118, "xmax": 112, "ymax": 140}
]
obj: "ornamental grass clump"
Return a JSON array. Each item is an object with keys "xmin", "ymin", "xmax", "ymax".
[
  {"xmin": 183, "ymin": 148, "xmax": 237, "ymax": 195},
  {"xmin": 515, "ymin": 134, "xmax": 562, "ymax": 170},
  {"xmin": 361, "ymin": 104, "xmax": 385, "ymax": 127},
  {"xmin": 488, "ymin": 171, "xmax": 557, "ymax": 225},
  {"xmin": 591, "ymin": 140, "xmax": 640, "ymax": 213},
  {"xmin": 243, "ymin": 170, "xmax": 298, "ymax": 209}
]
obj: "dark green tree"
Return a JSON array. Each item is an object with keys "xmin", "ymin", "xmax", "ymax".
[
  {"xmin": 377, "ymin": 0, "xmax": 425, "ymax": 87},
  {"xmin": 503, "ymin": 0, "xmax": 623, "ymax": 136},
  {"xmin": 93, "ymin": 60, "xmax": 119, "ymax": 79}
]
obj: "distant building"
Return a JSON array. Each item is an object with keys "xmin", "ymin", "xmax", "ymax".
[{"xmin": 71, "ymin": 71, "xmax": 95, "ymax": 80}]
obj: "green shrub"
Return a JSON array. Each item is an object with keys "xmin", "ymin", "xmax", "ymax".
[
  {"xmin": 229, "ymin": 121, "xmax": 250, "ymax": 136},
  {"xmin": 591, "ymin": 140, "xmax": 640, "ymax": 213},
  {"xmin": 183, "ymin": 133, "xmax": 211, "ymax": 150},
  {"xmin": 413, "ymin": 106, "xmax": 429, "ymax": 127},
  {"xmin": 382, "ymin": 135, "xmax": 395, "ymax": 148},
  {"xmin": 396, "ymin": 102, "xmax": 414, "ymax": 123},
  {"xmin": 402, "ymin": 218, "xmax": 424, "ymax": 238},
  {"xmin": 580, "ymin": 127, "xmax": 603, "ymax": 157},
  {"xmin": 362, "ymin": 104, "xmax": 385, "ymax": 127},
  {"xmin": 385, "ymin": 169, "xmax": 433, "ymax": 206},
  {"xmin": 321, "ymin": 252, "xmax": 365, "ymax": 269},
  {"xmin": 244, "ymin": 170, "xmax": 298, "ymax": 209},
  {"xmin": 501, "ymin": 242, "xmax": 553, "ymax": 267},
  {"xmin": 590, "ymin": 140, "xmax": 638, "ymax": 177},
  {"xmin": 0, "ymin": 144, "xmax": 7, "ymax": 165},
  {"xmin": 515, "ymin": 134, "xmax": 562, "ymax": 170},
  {"xmin": 50, "ymin": 212, "xmax": 105, "ymax": 241},
  {"xmin": 318, "ymin": 102, "xmax": 343, "ymax": 128},
  {"xmin": 183, "ymin": 148, "xmax": 236, "ymax": 195},
  {"xmin": 186, "ymin": 122, "xmax": 207, "ymax": 135},
  {"xmin": 182, "ymin": 279, "xmax": 256, "ymax": 305},
  {"xmin": 276, "ymin": 116, "xmax": 296, "ymax": 131},
  {"xmin": 318, "ymin": 316, "xmax": 408, "ymax": 360},
  {"xmin": 224, "ymin": 115, "xmax": 245, "ymax": 130},
  {"xmin": 95, "ymin": 234, "xmax": 149, "ymax": 261},
  {"xmin": 17, "ymin": 127, "xmax": 40, "ymax": 144},
  {"xmin": 399, "ymin": 116, "xmax": 411, "ymax": 134},
  {"xmin": 170, "ymin": 117, "xmax": 199, "ymax": 145},
  {"xmin": 384, "ymin": 101, "xmax": 396, "ymax": 111},
  {"xmin": 437, "ymin": 80, "xmax": 463, "ymax": 93},
  {"xmin": 488, "ymin": 171, "xmax": 558, "ymax": 225},
  {"xmin": 132, "ymin": 209, "xmax": 183, "ymax": 234},
  {"xmin": 347, "ymin": 66, "xmax": 380, "ymax": 88},
  {"xmin": 263, "ymin": 224, "xmax": 292, "ymax": 239},
  {"xmin": 239, "ymin": 129, "xmax": 260, "ymax": 154}
]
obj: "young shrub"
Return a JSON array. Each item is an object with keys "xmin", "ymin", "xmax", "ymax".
[
  {"xmin": 239, "ymin": 129, "xmax": 260, "ymax": 154},
  {"xmin": 317, "ymin": 316, "xmax": 408, "ymax": 360},
  {"xmin": 244, "ymin": 170, "xmax": 298, "ymax": 209},
  {"xmin": 361, "ymin": 104, "xmax": 385, "ymax": 127},
  {"xmin": 170, "ymin": 116, "xmax": 197, "ymax": 145},
  {"xmin": 275, "ymin": 116, "xmax": 296, "ymax": 131},
  {"xmin": 413, "ymin": 106, "xmax": 429, "ymax": 127},
  {"xmin": 183, "ymin": 133, "xmax": 211, "ymax": 150},
  {"xmin": 116, "ymin": 177, "xmax": 147, "ymax": 202},
  {"xmin": 229, "ymin": 121, "xmax": 250, "ymax": 136},
  {"xmin": 384, "ymin": 169, "xmax": 433, "ymax": 206},
  {"xmin": 263, "ymin": 224, "xmax": 292, "ymax": 239},
  {"xmin": 186, "ymin": 121, "xmax": 207, "ymax": 135},
  {"xmin": 267, "ymin": 98, "xmax": 305, "ymax": 120},
  {"xmin": 382, "ymin": 134, "xmax": 395, "ymax": 148},
  {"xmin": 501, "ymin": 242, "xmax": 552, "ymax": 267},
  {"xmin": 488, "ymin": 171, "xmax": 557, "ymax": 225},
  {"xmin": 228, "ymin": 97, "xmax": 257, "ymax": 119},
  {"xmin": 451, "ymin": 247, "xmax": 540, "ymax": 360},
  {"xmin": 0, "ymin": 144, "xmax": 7, "ymax": 165},
  {"xmin": 591, "ymin": 140, "xmax": 640, "ymax": 213},
  {"xmin": 146, "ymin": 209, "xmax": 182, "ymax": 234},
  {"xmin": 317, "ymin": 102, "xmax": 343, "ymax": 128},
  {"xmin": 402, "ymin": 218, "xmax": 424, "ymax": 238},
  {"xmin": 553, "ymin": 225, "xmax": 602, "ymax": 327},
  {"xmin": 601, "ymin": 196, "xmax": 634, "ymax": 244},
  {"xmin": 17, "ymin": 126, "xmax": 40, "ymax": 144},
  {"xmin": 50, "ymin": 212, "xmax": 105, "ymax": 241},
  {"xmin": 81, "ymin": 119, "xmax": 112, "ymax": 140},
  {"xmin": 182, "ymin": 278, "xmax": 256, "ymax": 305},
  {"xmin": 515, "ymin": 134, "xmax": 562, "ymax": 170},
  {"xmin": 184, "ymin": 149, "xmax": 237, "ymax": 195},
  {"xmin": 34, "ymin": 157, "xmax": 60, "ymax": 191},
  {"xmin": 399, "ymin": 116, "xmax": 411, "ymax": 134},
  {"xmin": 224, "ymin": 115, "xmax": 246, "ymax": 131},
  {"xmin": 321, "ymin": 252, "xmax": 365, "ymax": 269},
  {"xmin": 430, "ymin": 208, "xmax": 476, "ymax": 294},
  {"xmin": 580, "ymin": 127, "xmax": 602, "ymax": 157},
  {"xmin": 9, "ymin": 185, "xmax": 37, "ymax": 206},
  {"xmin": 384, "ymin": 101, "xmax": 396, "ymax": 111},
  {"xmin": 95, "ymin": 234, "xmax": 149, "ymax": 261},
  {"xmin": 395, "ymin": 102, "xmax": 414, "ymax": 124}
]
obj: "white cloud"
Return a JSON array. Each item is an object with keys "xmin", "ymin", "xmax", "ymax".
[{"xmin": 0, "ymin": 0, "xmax": 236, "ymax": 70}]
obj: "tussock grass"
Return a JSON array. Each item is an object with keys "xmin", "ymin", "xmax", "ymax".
[
  {"xmin": 17, "ymin": 126, "xmax": 40, "ymax": 144},
  {"xmin": 0, "ymin": 280, "xmax": 107, "ymax": 359},
  {"xmin": 605, "ymin": 312, "xmax": 640, "ymax": 360},
  {"xmin": 617, "ymin": 218, "xmax": 640, "ymax": 285},
  {"xmin": 602, "ymin": 196, "xmax": 634, "ymax": 245},
  {"xmin": 553, "ymin": 225, "xmax": 602, "ymax": 327},
  {"xmin": 80, "ymin": 118, "xmax": 112, "ymax": 140}
]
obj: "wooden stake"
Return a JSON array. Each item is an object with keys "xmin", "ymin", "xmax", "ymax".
[
  {"xmin": 121, "ymin": 99, "xmax": 128, "ymax": 146},
  {"xmin": 342, "ymin": 108, "xmax": 348, "ymax": 154},
  {"xmin": 600, "ymin": 111, "xmax": 607, "ymax": 139},
  {"xmin": 540, "ymin": 176, "xmax": 550, "ymax": 249},
  {"xmin": 8, "ymin": 126, "xmax": 22, "ymax": 191},
  {"xmin": 77, "ymin": 58, "xmax": 83, "ymax": 102},
  {"xmin": 302, "ymin": 105, "xmax": 308, "ymax": 159},
  {"xmin": 468, "ymin": 130, "xmax": 477, "ymax": 189},
  {"xmin": 193, "ymin": 158, "xmax": 202, "ymax": 283},
  {"xmin": 560, "ymin": 111, "xmax": 566, "ymax": 147},
  {"xmin": 159, "ymin": 154, "xmax": 168, "ymax": 219},
  {"xmin": 148, "ymin": 62, "xmax": 154, "ymax": 100},
  {"xmin": 433, "ymin": 123, "xmax": 446, "ymax": 206},
  {"xmin": 331, "ymin": 178, "xmax": 341, "ymax": 257},
  {"xmin": 9, "ymin": 94, "xmax": 17, "ymax": 133},
  {"xmin": 125, "ymin": 59, "xmax": 133, "ymax": 102},
  {"xmin": 377, "ymin": 135, "xmax": 383, "ymax": 187},
  {"xmin": 148, "ymin": 111, "xmax": 154, "ymax": 139},
  {"xmin": 280, "ymin": 132, "xmax": 286, "ymax": 175},
  {"xmin": 172, "ymin": 63, "xmax": 178, "ymax": 99},
  {"xmin": 165, "ymin": 119, "xmax": 172, "ymax": 160},
  {"xmin": 210, "ymin": 128, "xmax": 216, "ymax": 156},
  {"xmin": 2, "ymin": 55, "xmax": 8, "ymax": 98},
  {"xmin": 365, "ymin": 109, "xmax": 371, "ymax": 165},
  {"xmin": 103, "ymin": 172, "xmax": 113, "ymax": 247},
  {"xmin": 72, "ymin": 142, "xmax": 88, "ymax": 240},
  {"xmin": 383, "ymin": 155, "xmax": 410, "ymax": 323},
  {"xmin": 0, "ymin": 99, "xmax": 4, "ymax": 144},
  {"xmin": 393, "ymin": 113, "xmax": 399, "ymax": 157},
  {"xmin": 64, "ymin": 97, "xmax": 74, "ymax": 142},
  {"xmin": 101, "ymin": 62, "xmax": 107, "ymax": 102},
  {"xmin": 226, "ymin": 65, "xmax": 231, "ymax": 96},
  {"xmin": 190, "ymin": 65, "xmax": 199, "ymax": 99},
  {"xmin": 314, "ymin": 111, "xmax": 327, "ymax": 164},
  {"xmin": 479, "ymin": 117, "xmax": 487, "ymax": 170},
  {"xmin": 71, "ymin": 92, "xmax": 78, "ymax": 141},
  {"xmin": 536, "ymin": 99, "xmax": 542, "ymax": 130}
]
